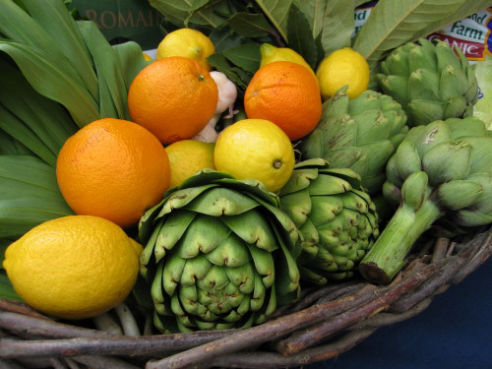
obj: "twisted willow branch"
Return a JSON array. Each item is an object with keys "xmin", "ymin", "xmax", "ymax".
[{"xmin": 0, "ymin": 228, "xmax": 490, "ymax": 369}]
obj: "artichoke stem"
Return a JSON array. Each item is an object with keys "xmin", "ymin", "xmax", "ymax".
[{"xmin": 359, "ymin": 200, "xmax": 441, "ymax": 284}]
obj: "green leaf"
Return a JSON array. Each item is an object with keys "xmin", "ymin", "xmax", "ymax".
[
  {"xmin": 286, "ymin": 4, "xmax": 318, "ymax": 68},
  {"xmin": 0, "ymin": 130, "xmax": 31, "ymax": 156},
  {"xmin": 77, "ymin": 20, "xmax": 129, "ymax": 120},
  {"xmin": 149, "ymin": 0, "xmax": 230, "ymax": 28},
  {"xmin": 222, "ymin": 42, "xmax": 260, "ymax": 73},
  {"xmin": 255, "ymin": 0, "xmax": 293, "ymax": 42},
  {"xmin": 0, "ymin": 58, "xmax": 77, "ymax": 163},
  {"xmin": 18, "ymin": 0, "xmax": 99, "ymax": 100},
  {"xmin": 112, "ymin": 41, "xmax": 151, "ymax": 90},
  {"xmin": 0, "ymin": 41, "xmax": 99, "ymax": 126},
  {"xmin": 352, "ymin": 0, "xmax": 466, "ymax": 67},
  {"xmin": 0, "ymin": 272, "xmax": 22, "ymax": 302},
  {"xmin": 295, "ymin": 0, "xmax": 354, "ymax": 56},
  {"xmin": 354, "ymin": 0, "xmax": 371, "ymax": 7},
  {"xmin": 208, "ymin": 26, "xmax": 249, "ymax": 51},
  {"xmin": 0, "ymin": 0, "xmax": 98, "ymax": 102},
  {"xmin": 207, "ymin": 53, "xmax": 250, "ymax": 90},
  {"xmin": 0, "ymin": 155, "xmax": 73, "ymax": 238},
  {"xmin": 227, "ymin": 12, "xmax": 272, "ymax": 38},
  {"xmin": 0, "ymin": 105, "xmax": 56, "ymax": 166}
]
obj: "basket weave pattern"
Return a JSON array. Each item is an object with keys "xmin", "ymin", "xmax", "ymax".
[{"xmin": 0, "ymin": 227, "xmax": 490, "ymax": 369}]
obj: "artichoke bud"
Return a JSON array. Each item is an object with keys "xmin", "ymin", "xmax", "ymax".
[
  {"xmin": 407, "ymin": 99, "xmax": 444, "ymax": 126},
  {"xmin": 401, "ymin": 171, "xmax": 429, "ymax": 210},
  {"xmin": 408, "ymin": 43, "xmax": 437, "ymax": 72},
  {"xmin": 435, "ymin": 40, "xmax": 462, "ymax": 72},
  {"xmin": 443, "ymin": 96, "xmax": 467, "ymax": 119},
  {"xmin": 416, "ymin": 121, "xmax": 452, "ymax": 156},
  {"xmin": 381, "ymin": 47, "xmax": 410, "ymax": 76},
  {"xmin": 439, "ymin": 65, "xmax": 468, "ymax": 100},
  {"xmin": 386, "ymin": 141, "xmax": 421, "ymax": 186},
  {"xmin": 408, "ymin": 68, "xmax": 440, "ymax": 101},
  {"xmin": 447, "ymin": 117, "xmax": 488, "ymax": 140},
  {"xmin": 376, "ymin": 38, "xmax": 479, "ymax": 126},
  {"xmin": 376, "ymin": 74, "xmax": 410, "ymax": 106},
  {"xmin": 422, "ymin": 141, "xmax": 472, "ymax": 186},
  {"xmin": 437, "ymin": 179, "xmax": 483, "ymax": 211},
  {"xmin": 348, "ymin": 90, "xmax": 381, "ymax": 115},
  {"xmin": 301, "ymin": 90, "xmax": 408, "ymax": 195},
  {"xmin": 138, "ymin": 170, "xmax": 301, "ymax": 332},
  {"xmin": 324, "ymin": 87, "xmax": 351, "ymax": 117},
  {"xmin": 279, "ymin": 160, "xmax": 379, "ymax": 284}
]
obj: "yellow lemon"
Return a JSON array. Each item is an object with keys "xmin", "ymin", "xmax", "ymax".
[
  {"xmin": 2, "ymin": 215, "xmax": 142, "ymax": 320},
  {"xmin": 166, "ymin": 139, "xmax": 215, "ymax": 187},
  {"xmin": 214, "ymin": 119, "xmax": 295, "ymax": 192},
  {"xmin": 260, "ymin": 43, "xmax": 315, "ymax": 76},
  {"xmin": 316, "ymin": 47, "xmax": 370, "ymax": 100},
  {"xmin": 156, "ymin": 28, "xmax": 215, "ymax": 70}
]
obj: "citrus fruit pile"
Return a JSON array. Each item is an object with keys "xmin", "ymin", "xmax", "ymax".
[{"xmin": 3, "ymin": 26, "xmax": 371, "ymax": 321}]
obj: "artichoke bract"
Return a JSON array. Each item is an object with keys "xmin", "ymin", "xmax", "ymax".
[
  {"xmin": 300, "ymin": 87, "xmax": 408, "ymax": 194},
  {"xmin": 138, "ymin": 171, "xmax": 301, "ymax": 332},
  {"xmin": 279, "ymin": 159, "xmax": 379, "ymax": 285},
  {"xmin": 376, "ymin": 38, "xmax": 479, "ymax": 126},
  {"xmin": 360, "ymin": 117, "xmax": 492, "ymax": 284}
]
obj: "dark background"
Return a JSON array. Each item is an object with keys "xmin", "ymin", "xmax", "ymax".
[{"xmin": 304, "ymin": 257, "xmax": 491, "ymax": 369}]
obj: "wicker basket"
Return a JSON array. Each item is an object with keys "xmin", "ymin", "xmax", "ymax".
[{"xmin": 0, "ymin": 227, "xmax": 490, "ymax": 369}]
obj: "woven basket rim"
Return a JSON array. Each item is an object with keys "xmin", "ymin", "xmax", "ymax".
[{"xmin": 0, "ymin": 227, "xmax": 491, "ymax": 369}]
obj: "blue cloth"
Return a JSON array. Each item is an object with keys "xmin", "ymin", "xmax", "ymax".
[{"xmin": 306, "ymin": 258, "xmax": 492, "ymax": 369}]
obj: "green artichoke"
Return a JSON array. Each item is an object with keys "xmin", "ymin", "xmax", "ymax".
[
  {"xmin": 376, "ymin": 38, "xmax": 479, "ymax": 126},
  {"xmin": 279, "ymin": 159, "xmax": 379, "ymax": 285},
  {"xmin": 360, "ymin": 117, "xmax": 492, "ymax": 284},
  {"xmin": 138, "ymin": 171, "xmax": 301, "ymax": 332},
  {"xmin": 300, "ymin": 87, "xmax": 408, "ymax": 194}
]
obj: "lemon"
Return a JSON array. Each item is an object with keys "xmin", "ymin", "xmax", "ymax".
[
  {"xmin": 260, "ymin": 43, "xmax": 315, "ymax": 76},
  {"xmin": 156, "ymin": 28, "xmax": 215, "ymax": 70},
  {"xmin": 166, "ymin": 139, "xmax": 215, "ymax": 187},
  {"xmin": 214, "ymin": 119, "xmax": 295, "ymax": 192},
  {"xmin": 3, "ymin": 215, "xmax": 142, "ymax": 319},
  {"xmin": 316, "ymin": 47, "xmax": 370, "ymax": 100}
]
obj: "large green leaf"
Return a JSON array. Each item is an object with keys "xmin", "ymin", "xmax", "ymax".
[
  {"xmin": 0, "ymin": 131, "xmax": 31, "ymax": 156},
  {"xmin": 287, "ymin": 3, "xmax": 319, "ymax": 68},
  {"xmin": 0, "ymin": 155, "xmax": 73, "ymax": 238},
  {"xmin": 77, "ymin": 20, "xmax": 129, "ymax": 120},
  {"xmin": 112, "ymin": 41, "xmax": 152, "ymax": 91},
  {"xmin": 227, "ymin": 12, "xmax": 272, "ymax": 38},
  {"xmin": 19, "ymin": 0, "xmax": 99, "ymax": 100},
  {"xmin": 0, "ymin": 106, "xmax": 56, "ymax": 166},
  {"xmin": 0, "ymin": 272, "xmax": 22, "ymax": 302},
  {"xmin": 352, "ymin": 0, "xmax": 466, "ymax": 67},
  {"xmin": 294, "ymin": 0, "xmax": 355, "ymax": 56},
  {"xmin": 149, "ymin": 0, "xmax": 231, "ymax": 28},
  {"xmin": 255, "ymin": 0, "xmax": 293, "ymax": 42},
  {"xmin": 0, "ymin": 41, "xmax": 99, "ymax": 126},
  {"xmin": 0, "ymin": 0, "xmax": 98, "ymax": 101},
  {"xmin": 222, "ymin": 42, "xmax": 261, "ymax": 73},
  {"xmin": 0, "ymin": 58, "xmax": 77, "ymax": 164}
]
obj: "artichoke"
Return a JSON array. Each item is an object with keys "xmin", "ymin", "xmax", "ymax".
[
  {"xmin": 279, "ymin": 159, "xmax": 379, "ymax": 285},
  {"xmin": 376, "ymin": 38, "xmax": 479, "ymax": 126},
  {"xmin": 138, "ymin": 171, "xmax": 301, "ymax": 332},
  {"xmin": 360, "ymin": 117, "xmax": 492, "ymax": 284},
  {"xmin": 300, "ymin": 87, "xmax": 408, "ymax": 194}
]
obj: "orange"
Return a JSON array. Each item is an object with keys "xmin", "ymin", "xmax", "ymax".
[
  {"xmin": 244, "ymin": 61, "xmax": 322, "ymax": 141},
  {"xmin": 128, "ymin": 56, "xmax": 218, "ymax": 144},
  {"xmin": 56, "ymin": 118, "xmax": 170, "ymax": 227}
]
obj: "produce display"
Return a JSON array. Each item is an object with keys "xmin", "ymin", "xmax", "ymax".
[{"xmin": 0, "ymin": 0, "xmax": 491, "ymax": 367}]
